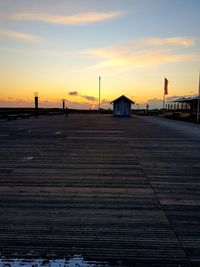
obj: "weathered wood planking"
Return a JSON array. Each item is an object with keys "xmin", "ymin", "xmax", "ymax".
[
  {"xmin": 128, "ymin": 116, "xmax": 200, "ymax": 267},
  {"xmin": 0, "ymin": 114, "xmax": 199, "ymax": 266}
]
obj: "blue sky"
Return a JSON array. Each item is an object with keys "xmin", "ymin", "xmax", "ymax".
[{"xmin": 0, "ymin": 0, "xmax": 200, "ymax": 108}]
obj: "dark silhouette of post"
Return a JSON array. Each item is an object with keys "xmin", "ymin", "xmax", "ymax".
[
  {"xmin": 163, "ymin": 78, "xmax": 168, "ymax": 116},
  {"xmin": 62, "ymin": 99, "xmax": 65, "ymax": 110},
  {"xmin": 146, "ymin": 104, "xmax": 149, "ymax": 115},
  {"xmin": 34, "ymin": 92, "xmax": 39, "ymax": 117},
  {"xmin": 99, "ymin": 76, "xmax": 101, "ymax": 110}
]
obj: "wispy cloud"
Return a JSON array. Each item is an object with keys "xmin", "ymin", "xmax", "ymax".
[
  {"xmin": 166, "ymin": 94, "xmax": 198, "ymax": 101},
  {"xmin": 0, "ymin": 97, "xmax": 63, "ymax": 108},
  {"xmin": 101, "ymin": 99, "xmax": 111, "ymax": 105},
  {"xmin": 84, "ymin": 37, "xmax": 198, "ymax": 71},
  {"xmin": 6, "ymin": 11, "xmax": 122, "ymax": 25},
  {"xmin": 144, "ymin": 93, "xmax": 199, "ymax": 109},
  {"xmin": 68, "ymin": 91, "xmax": 101, "ymax": 103},
  {"xmin": 133, "ymin": 37, "xmax": 196, "ymax": 47},
  {"xmin": 68, "ymin": 91, "xmax": 79, "ymax": 96},
  {"xmin": 82, "ymin": 95, "xmax": 98, "ymax": 101},
  {"xmin": 0, "ymin": 28, "xmax": 41, "ymax": 43}
]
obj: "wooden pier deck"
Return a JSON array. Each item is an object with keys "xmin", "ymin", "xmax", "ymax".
[{"xmin": 0, "ymin": 114, "xmax": 200, "ymax": 266}]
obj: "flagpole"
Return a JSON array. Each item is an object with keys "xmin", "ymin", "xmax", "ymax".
[
  {"xmin": 197, "ymin": 73, "xmax": 200, "ymax": 124},
  {"xmin": 163, "ymin": 77, "xmax": 169, "ymax": 116},
  {"xmin": 163, "ymin": 87, "xmax": 166, "ymax": 116},
  {"xmin": 99, "ymin": 76, "xmax": 101, "ymax": 110}
]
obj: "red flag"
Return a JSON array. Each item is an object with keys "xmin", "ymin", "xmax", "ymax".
[{"xmin": 164, "ymin": 78, "xmax": 168, "ymax": 95}]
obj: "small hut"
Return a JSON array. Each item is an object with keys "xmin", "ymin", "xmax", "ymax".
[{"xmin": 110, "ymin": 95, "xmax": 135, "ymax": 117}]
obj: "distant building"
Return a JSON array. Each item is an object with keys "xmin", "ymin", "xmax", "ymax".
[
  {"xmin": 171, "ymin": 96, "xmax": 200, "ymax": 113},
  {"xmin": 165, "ymin": 96, "xmax": 200, "ymax": 122},
  {"xmin": 110, "ymin": 95, "xmax": 135, "ymax": 117}
]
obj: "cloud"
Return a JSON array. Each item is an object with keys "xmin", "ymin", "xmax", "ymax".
[
  {"xmin": 0, "ymin": 95, "xmax": 111, "ymax": 109},
  {"xmin": 6, "ymin": 11, "xmax": 121, "ymax": 25},
  {"xmin": 0, "ymin": 98, "xmax": 32, "ymax": 107},
  {"xmin": 101, "ymin": 99, "xmax": 111, "ymax": 105},
  {"xmin": 133, "ymin": 37, "xmax": 196, "ymax": 48},
  {"xmin": 68, "ymin": 91, "xmax": 98, "ymax": 102},
  {"xmin": 143, "ymin": 93, "xmax": 199, "ymax": 109},
  {"xmin": 82, "ymin": 95, "xmax": 98, "ymax": 101},
  {"xmin": 138, "ymin": 97, "xmax": 165, "ymax": 109},
  {"xmin": 166, "ymin": 96, "xmax": 182, "ymax": 101},
  {"xmin": 84, "ymin": 37, "xmax": 198, "ymax": 71},
  {"xmin": 147, "ymin": 97, "xmax": 162, "ymax": 102},
  {"xmin": 0, "ymin": 97, "xmax": 64, "ymax": 108},
  {"xmin": 0, "ymin": 28, "xmax": 41, "ymax": 43},
  {"xmin": 166, "ymin": 94, "xmax": 197, "ymax": 101},
  {"xmin": 68, "ymin": 91, "xmax": 79, "ymax": 96},
  {"xmin": 146, "ymin": 96, "xmax": 189, "ymax": 107}
]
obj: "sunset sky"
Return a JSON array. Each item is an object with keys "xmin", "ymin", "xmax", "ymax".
[{"xmin": 0, "ymin": 0, "xmax": 200, "ymax": 109}]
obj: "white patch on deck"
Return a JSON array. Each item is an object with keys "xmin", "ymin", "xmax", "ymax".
[
  {"xmin": 18, "ymin": 128, "xmax": 32, "ymax": 135},
  {"xmin": 0, "ymin": 255, "xmax": 110, "ymax": 267},
  {"xmin": 66, "ymin": 137, "xmax": 126, "ymax": 140},
  {"xmin": 75, "ymin": 130, "xmax": 123, "ymax": 134},
  {"xmin": 55, "ymin": 131, "xmax": 62, "ymax": 135},
  {"xmin": 23, "ymin": 130, "xmax": 32, "ymax": 135},
  {"xmin": 21, "ymin": 156, "xmax": 34, "ymax": 161}
]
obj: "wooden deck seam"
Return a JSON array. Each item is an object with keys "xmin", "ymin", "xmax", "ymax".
[{"xmin": 127, "ymin": 140, "xmax": 193, "ymax": 267}]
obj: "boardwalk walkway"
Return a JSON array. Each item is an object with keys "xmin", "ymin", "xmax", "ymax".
[{"xmin": 0, "ymin": 114, "xmax": 200, "ymax": 266}]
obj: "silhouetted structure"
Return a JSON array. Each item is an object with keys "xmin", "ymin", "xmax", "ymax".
[
  {"xmin": 111, "ymin": 95, "xmax": 135, "ymax": 117},
  {"xmin": 34, "ymin": 92, "xmax": 39, "ymax": 117},
  {"xmin": 63, "ymin": 101, "xmax": 65, "ymax": 110},
  {"xmin": 166, "ymin": 96, "xmax": 200, "ymax": 122},
  {"xmin": 62, "ymin": 99, "xmax": 66, "ymax": 110}
]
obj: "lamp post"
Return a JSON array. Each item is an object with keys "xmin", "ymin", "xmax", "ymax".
[
  {"xmin": 146, "ymin": 104, "xmax": 149, "ymax": 115},
  {"xmin": 34, "ymin": 92, "xmax": 39, "ymax": 117},
  {"xmin": 62, "ymin": 99, "xmax": 65, "ymax": 110}
]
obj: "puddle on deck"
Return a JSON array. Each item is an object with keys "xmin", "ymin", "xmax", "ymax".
[{"xmin": 0, "ymin": 255, "xmax": 112, "ymax": 267}]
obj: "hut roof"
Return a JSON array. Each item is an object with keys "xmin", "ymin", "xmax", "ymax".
[{"xmin": 110, "ymin": 95, "xmax": 135, "ymax": 104}]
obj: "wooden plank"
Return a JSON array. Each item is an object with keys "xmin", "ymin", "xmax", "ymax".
[{"xmin": 1, "ymin": 114, "xmax": 199, "ymax": 266}]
